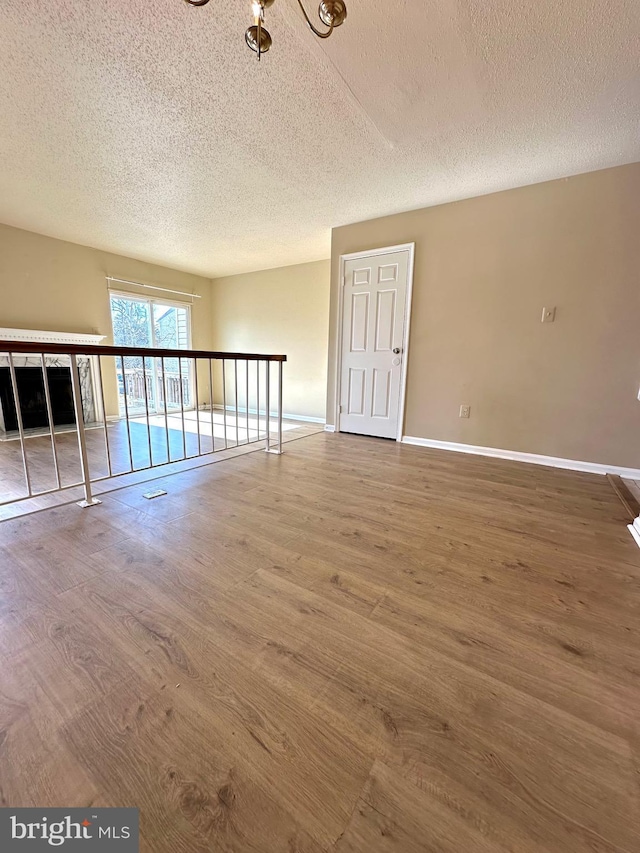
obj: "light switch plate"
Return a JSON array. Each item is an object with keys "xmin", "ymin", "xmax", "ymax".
[{"xmin": 541, "ymin": 307, "xmax": 556, "ymax": 323}]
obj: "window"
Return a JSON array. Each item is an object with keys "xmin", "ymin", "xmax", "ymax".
[{"xmin": 109, "ymin": 293, "xmax": 192, "ymax": 416}]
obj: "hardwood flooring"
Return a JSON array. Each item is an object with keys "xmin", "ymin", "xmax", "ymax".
[
  {"xmin": 1, "ymin": 432, "xmax": 639, "ymax": 851},
  {"xmin": 0, "ymin": 413, "xmax": 319, "ymax": 519}
]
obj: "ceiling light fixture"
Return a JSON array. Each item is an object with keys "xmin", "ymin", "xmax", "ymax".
[{"xmin": 183, "ymin": 0, "xmax": 348, "ymax": 61}]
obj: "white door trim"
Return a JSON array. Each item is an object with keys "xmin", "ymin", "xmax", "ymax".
[{"xmin": 336, "ymin": 243, "xmax": 415, "ymax": 441}]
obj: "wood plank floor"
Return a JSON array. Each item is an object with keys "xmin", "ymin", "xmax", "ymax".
[
  {"xmin": 1, "ymin": 432, "xmax": 639, "ymax": 852},
  {"xmin": 0, "ymin": 414, "xmax": 320, "ymax": 519}
]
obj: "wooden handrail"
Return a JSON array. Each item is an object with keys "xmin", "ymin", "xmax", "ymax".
[{"xmin": 0, "ymin": 341, "xmax": 286, "ymax": 362}]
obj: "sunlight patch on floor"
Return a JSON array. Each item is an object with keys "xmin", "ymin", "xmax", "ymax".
[{"xmin": 132, "ymin": 409, "xmax": 300, "ymax": 442}]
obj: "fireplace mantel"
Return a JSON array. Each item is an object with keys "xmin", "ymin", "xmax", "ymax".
[
  {"xmin": 0, "ymin": 327, "xmax": 106, "ymax": 346},
  {"xmin": 0, "ymin": 329, "xmax": 105, "ymax": 437}
]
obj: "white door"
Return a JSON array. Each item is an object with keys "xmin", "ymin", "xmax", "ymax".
[{"xmin": 339, "ymin": 248, "xmax": 411, "ymax": 439}]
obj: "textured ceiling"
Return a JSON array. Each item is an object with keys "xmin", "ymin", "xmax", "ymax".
[{"xmin": 0, "ymin": 0, "xmax": 638, "ymax": 277}]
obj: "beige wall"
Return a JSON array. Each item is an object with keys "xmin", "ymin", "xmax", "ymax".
[
  {"xmin": 329, "ymin": 164, "xmax": 640, "ymax": 469},
  {"xmin": 0, "ymin": 223, "xmax": 213, "ymax": 416},
  {"xmin": 212, "ymin": 261, "xmax": 330, "ymax": 420}
]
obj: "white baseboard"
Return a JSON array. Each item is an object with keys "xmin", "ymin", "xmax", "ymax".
[
  {"xmin": 203, "ymin": 404, "xmax": 324, "ymax": 424},
  {"xmin": 628, "ymin": 518, "xmax": 640, "ymax": 549},
  {"xmin": 283, "ymin": 414, "xmax": 325, "ymax": 424},
  {"xmin": 401, "ymin": 436, "xmax": 640, "ymax": 479},
  {"xmin": 324, "ymin": 424, "xmax": 336, "ymax": 433}
]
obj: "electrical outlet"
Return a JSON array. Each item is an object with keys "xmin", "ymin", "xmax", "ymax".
[
  {"xmin": 541, "ymin": 306, "xmax": 556, "ymax": 323},
  {"xmin": 459, "ymin": 405, "xmax": 471, "ymax": 419}
]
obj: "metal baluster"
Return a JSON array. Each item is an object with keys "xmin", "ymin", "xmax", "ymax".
[
  {"xmin": 70, "ymin": 353, "xmax": 101, "ymax": 507},
  {"xmin": 245, "ymin": 359, "xmax": 250, "ymax": 444},
  {"xmin": 120, "ymin": 355, "xmax": 135, "ymax": 472},
  {"xmin": 277, "ymin": 360, "xmax": 284, "ymax": 454},
  {"xmin": 95, "ymin": 355, "xmax": 113, "ymax": 478},
  {"xmin": 40, "ymin": 353, "xmax": 61, "ymax": 489},
  {"xmin": 7, "ymin": 352, "xmax": 33, "ymax": 496},
  {"xmin": 208, "ymin": 358, "xmax": 215, "ymax": 453},
  {"xmin": 234, "ymin": 359, "xmax": 239, "ymax": 447},
  {"xmin": 141, "ymin": 356, "xmax": 153, "ymax": 468},
  {"xmin": 264, "ymin": 360, "xmax": 271, "ymax": 453},
  {"xmin": 256, "ymin": 359, "xmax": 260, "ymax": 443},
  {"xmin": 178, "ymin": 356, "xmax": 187, "ymax": 459},
  {"xmin": 222, "ymin": 358, "xmax": 228, "ymax": 450},
  {"xmin": 194, "ymin": 358, "xmax": 202, "ymax": 456},
  {"xmin": 161, "ymin": 357, "xmax": 171, "ymax": 463}
]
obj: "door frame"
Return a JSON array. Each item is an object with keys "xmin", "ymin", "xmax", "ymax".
[
  {"xmin": 108, "ymin": 289, "xmax": 194, "ymax": 415},
  {"xmin": 336, "ymin": 243, "xmax": 415, "ymax": 441}
]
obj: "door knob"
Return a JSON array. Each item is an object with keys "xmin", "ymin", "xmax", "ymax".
[{"xmin": 392, "ymin": 347, "xmax": 402, "ymax": 354}]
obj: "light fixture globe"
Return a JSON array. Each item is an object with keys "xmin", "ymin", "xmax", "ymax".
[
  {"xmin": 245, "ymin": 24, "xmax": 272, "ymax": 54},
  {"xmin": 318, "ymin": 0, "xmax": 347, "ymax": 28}
]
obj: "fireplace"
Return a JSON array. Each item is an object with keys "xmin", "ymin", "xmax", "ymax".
[
  {"xmin": 0, "ymin": 328, "xmax": 106, "ymax": 438},
  {"xmin": 0, "ymin": 366, "xmax": 76, "ymax": 431}
]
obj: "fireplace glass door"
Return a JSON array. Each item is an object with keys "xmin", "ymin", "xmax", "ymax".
[{"xmin": 110, "ymin": 293, "xmax": 192, "ymax": 417}]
